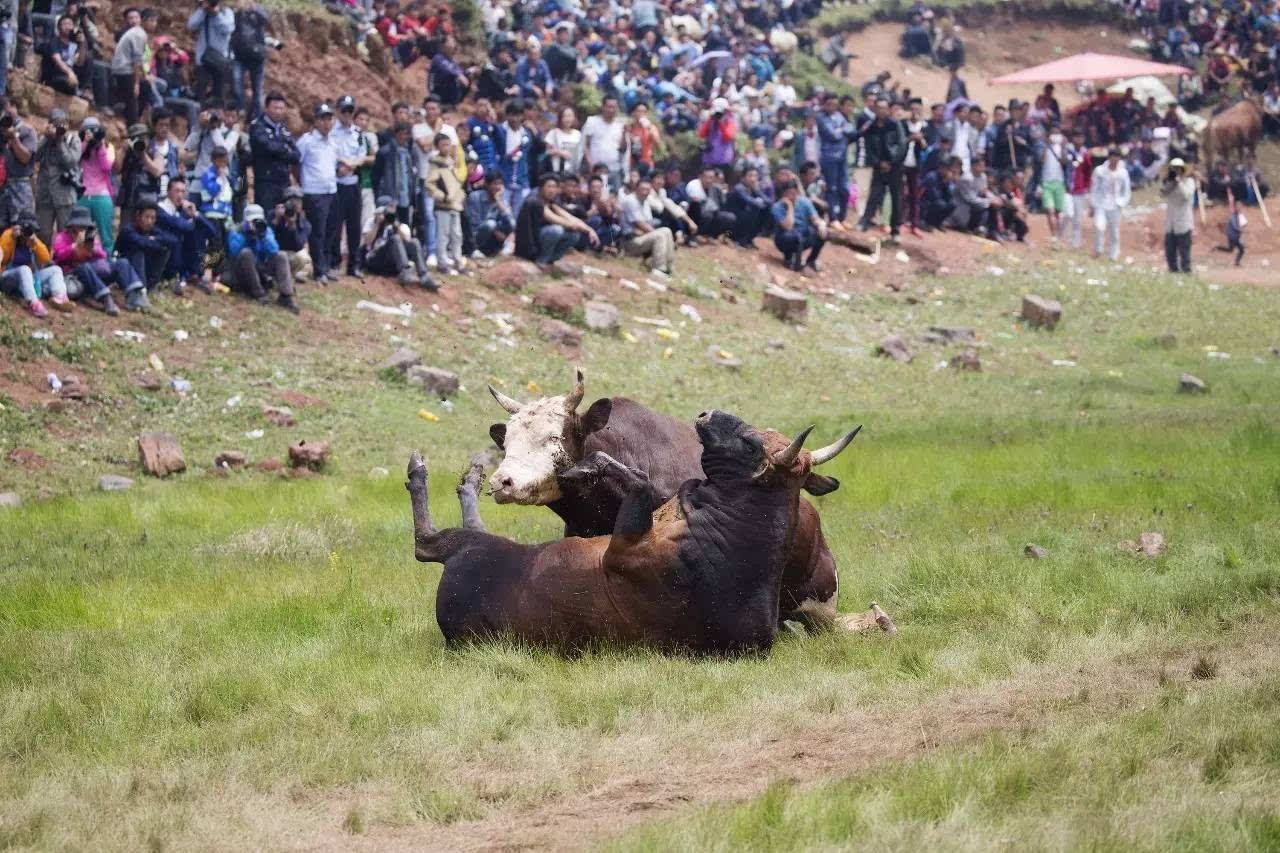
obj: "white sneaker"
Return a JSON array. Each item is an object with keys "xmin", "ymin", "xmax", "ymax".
[
  {"xmin": 427, "ymin": 253, "xmax": 438, "ymax": 269},
  {"xmin": 470, "ymin": 250, "xmax": 484, "ymax": 260}
]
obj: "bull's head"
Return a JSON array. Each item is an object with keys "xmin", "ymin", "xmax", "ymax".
[
  {"xmin": 694, "ymin": 410, "xmax": 860, "ymax": 494},
  {"xmin": 487, "ymin": 368, "xmax": 612, "ymax": 504}
]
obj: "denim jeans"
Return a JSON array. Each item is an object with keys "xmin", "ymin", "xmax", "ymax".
[
  {"xmin": 536, "ymin": 224, "xmax": 577, "ymax": 265},
  {"xmin": 420, "ymin": 189, "xmax": 436, "ymax": 256},
  {"xmin": 0, "ymin": 24, "xmax": 12, "ymax": 98},
  {"xmin": 75, "ymin": 259, "xmax": 143, "ymax": 299},
  {"xmin": 1, "ymin": 265, "xmax": 68, "ymax": 302},
  {"xmin": 820, "ymin": 156, "xmax": 849, "ymax": 223},
  {"xmin": 232, "ymin": 61, "xmax": 266, "ymax": 120},
  {"xmin": 475, "ymin": 218, "xmax": 509, "ymax": 256}
]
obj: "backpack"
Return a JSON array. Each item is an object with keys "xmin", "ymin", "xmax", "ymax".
[{"xmin": 231, "ymin": 9, "xmax": 267, "ymax": 66}]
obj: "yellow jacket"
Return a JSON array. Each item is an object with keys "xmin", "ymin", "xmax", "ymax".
[{"xmin": 0, "ymin": 228, "xmax": 53, "ymax": 269}]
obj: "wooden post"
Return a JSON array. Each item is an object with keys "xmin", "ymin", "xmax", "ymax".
[{"xmin": 1249, "ymin": 174, "xmax": 1272, "ymax": 228}]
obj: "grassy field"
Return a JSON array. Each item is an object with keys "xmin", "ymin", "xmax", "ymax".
[{"xmin": 2, "ymin": 242, "xmax": 1280, "ymax": 850}]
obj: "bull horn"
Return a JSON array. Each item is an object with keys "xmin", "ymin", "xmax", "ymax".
[
  {"xmin": 810, "ymin": 425, "xmax": 862, "ymax": 466},
  {"xmin": 488, "ymin": 384, "xmax": 523, "ymax": 414},
  {"xmin": 565, "ymin": 368, "xmax": 586, "ymax": 411},
  {"xmin": 772, "ymin": 425, "xmax": 815, "ymax": 469}
]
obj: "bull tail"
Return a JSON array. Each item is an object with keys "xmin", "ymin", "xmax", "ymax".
[
  {"xmin": 1202, "ymin": 122, "xmax": 1216, "ymax": 172},
  {"xmin": 406, "ymin": 451, "xmax": 444, "ymax": 563}
]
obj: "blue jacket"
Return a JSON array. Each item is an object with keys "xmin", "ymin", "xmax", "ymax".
[
  {"xmin": 200, "ymin": 166, "xmax": 234, "ymax": 219},
  {"xmin": 495, "ymin": 122, "xmax": 534, "ymax": 190},
  {"xmin": 816, "ymin": 111, "xmax": 858, "ymax": 162},
  {"xmin": 227, "ymin": 223, "xmax": 280, "ymax": 264},
  {"xmin": 465, "ymin": 188, "xmax": 514, "ymax": 240},
  {"xmin": 515, "ymin": 57, "xmax": 553, "ymax": 98},
  {"xmin": 467, "ymin": 117, "xmax": 499, "ymax": 176}
]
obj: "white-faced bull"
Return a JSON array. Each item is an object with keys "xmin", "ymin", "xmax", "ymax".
[
  {"xmin": 406, "ymin": 411, "xmax": 858, "ymax": 653},
  {"xmin": 485, "ymin": 370, "xmax": 860, "ymax": 629}
]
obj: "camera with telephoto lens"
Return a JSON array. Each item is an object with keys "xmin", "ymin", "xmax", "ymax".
[
  {"xmin": 382, "ymin": 209, "xmax": 396, "ymax": 226},
  {"xmin": 0, "ymin": 114, "xmax": 13, "ymax": 140},
  {"xmin": 265, "ymin": 36, "xmax": 284, "ymax": 51},
  {"xmin": 252, "ymin": 218, "xmax": 268, "ymax": 236},
  {"xmin": 59, "ymin": 170, "xmax": 86, "ymax": 195}
]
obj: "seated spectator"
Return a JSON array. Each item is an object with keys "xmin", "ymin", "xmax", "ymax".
[
  {"xmin": 115, "ymin": 196, "xmax": 175, "ymax": 293},
  {"xmin": 465, "ymin": 172, "xmax": 514, "ymax": 256},
  {"xmin": 516, "ymin": 40, "xmax": 554, "ymax": 101},
  {"xmin": 583, "ymin": 174, "xmax": 623, "ymax": 251},
  {"xmin": 376, "ymin": 0, "xmax": 413, "ymax": 65},
  {"xmin": 994, "ymin": 171, "xmax": 1029, "ymax": 242},
  {"xmin": 948, "ymin": 157, "xmax": 1002, "ymax": 236},
  {"xmin": 684, "ymin": 167, "xmax": 736, "ymax": 239},
  {"xmin": 362, "ymin": 196, "xmax": 436, "ymax": 288},
  {"xmin": 544, "ymin": 23, "xmax": 578, "ymax": 83},
  {"xmin": 920, "ymin": 156, "xmax": 959, "ymax": 230},
  {"xmin": 725, "ymin": 167, "xmax": 771, "ymax": 247},
  {"xmin": 270, "ymin": 185, "xmax": 313, "ymax": 282},
  {"xmin": 798, "ymin": 161, "xmax": 829, "ymax": 221},
  {"xmin": 771, "ymin": 179, "xmax": 826, "ymax": 272},
  {"xmin": 900, "ymin": 13, "xmax": 932, "ymax": 59},
  {"xmin": 157, "ymin": 176, "xmax": 219, "ymax": 293},
  {"xmin": 224, "ymin": 204, "xmax": 300, "ymax": 313},
  {"xmin": 430, "ymin": 37, "xmax": 470, "ymax": 106},
  {"xmin": 0, "ymin": 217, "xmax": 72, "ymax": 318},
  {"xmin": 618, "ymin": 177, "xmax": 675, "ymax": 274},
  {"xmin": 39, "ymin": 14, "xmax": 84, "ymax": 95},
  {"xmin": 515, "ymin": 174, "xmax": 599, "ymax": 270},
  {"xmin": 650, "ymin": 172, "xmax": 699, "ymax": 247},
  {"xmin": 477, "ymin": 45, "xmax": 519, "ymax": 102},
  {"xmin": 52, "ymin": 207, "xmax": 148, "ymax": 315}
]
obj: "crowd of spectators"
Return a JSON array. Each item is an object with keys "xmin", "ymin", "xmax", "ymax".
[{"xmin": 0, "ymin": 0, "xmax": 1276, "ymax": 319}]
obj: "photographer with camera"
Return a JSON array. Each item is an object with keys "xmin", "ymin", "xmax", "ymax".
[
  {"xmin": 1, "ymin": 215, "xmax": 73, "ymax": 318},
  {"xmin": 34, "ymin": 109, "xmax": 83, "ymax": 244},
  {"xmin": 0, "ymin": 96, "xmax": 37, "ymax": 231},
  {"xmin": 110, "ymin": 8, "xmax": 158, "ymax": 125},
  {"xmin": 115, "ymin": 123, "xmax": 164, "ymax": 227},
  {"xmin": 271, "ymin": 185, "xmax": 312, "ymax": 283},
  {"xmin": 188, "ymin": 0, "xmax": 236, "ymax": 105},
  {"xmin": 76, "ymin": 116, "xmax": 116, "ymax": 253},
  {"xmin": 224, "ymin": 203, "xmax": 300, "ymax": 314},
  {"xmin": 37, "ymin": 14, "xmax": 84, "ymax": 95},
  {"xmin": 157, "ymin": 176, "xmax": 220, "ymax": 292},
  {"xmin": 53, "ymin": 207, "xmax": 149, "ymax": 315},
  {"xmin": 360, "ymin": 195, "xmax": 436, "ymax": 289},
  {"xmin": 1161, "ymin": 157, "xmax": 1198, "ymax": 274}
]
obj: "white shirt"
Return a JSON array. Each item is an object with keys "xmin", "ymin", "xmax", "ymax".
[
  {"xmin": 329, "ymin": 119, "xmax": 365, "ymax": 187},
  {"xmin": 412, "ymin": 121, "xmax": 457, "ymax": 180},
  {"xmin": 296, "ymin": 129, "xmax": 338, "ymax": 195},
  {"xmin": 771, "ymin": 83, "xmax": 797, "ymax": 112},
  {"xmin": 1091, "ymin": 163, "xmax": 1132, "ymax": 212},
  {"xmin": 582, "ymin": 115, "xmax": 626, "ymax": 172},
  {"xmin": 684, "ymin": 177, "xmax": 707, "ymax": 202}
]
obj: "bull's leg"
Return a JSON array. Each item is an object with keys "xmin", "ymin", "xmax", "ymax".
[
  {"xmin": 835, "ymin": 602, "xmax": 898, "ymax": 636},
  {"xmin": 560, "ymin": 451, "xmax": 657, "ymax": 510},
  {"xmin": 457, "ymin": 453, "xmax": 489, "ymax": 532},
  {"xmin": 405, "ymin": 451, "xmax": 440, "ymax": 562}
]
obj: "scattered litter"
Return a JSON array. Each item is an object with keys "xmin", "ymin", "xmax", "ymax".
[
  {"xmin": 634, "ymin": 316, "xmax": 673, "ymax": 327},
  {"xmin": 417, "ymin": 409, "xmax": 440, "ymax": 422},
  {"xmin": 581, "ymin": 264, "xmax": 608, "ymax": 277},
  {"xmin": 662, "ymin": 346, "xmax": 673, "ymax": 359},
  {"xmin": 1207, "ymin": 283, "xmax": 1221, "ymax": 291},
  {"xmin": 1051, "ymin": 359, "xmax": 1077, "ymax": 367},
  {"xmin": 934, "ymin": 360, "xmax": 949, "ymax": 370},
  {"xmin": 356, "ymin": 299, "xmax": 413, "ymax": 318},
  {"xmin": 114, "ymin": 330, "xmax": 146, "ymax": 342},
  {"xmin": 431, "ymin": 303, "xmax": 440, "ymax": 312},
  {"xmin": 1261, "ymin": 259, "xmax": 1271, "ymax": 267},
  {"xmin": 485, "ymin": 314, "xmax": 516, "ymax": 335},
  {"xmin": 527, "ymin": 380, "xmax": 541, "ymax": 393},
  {"xmin": 655, "ymin": 327, "xmax": 680, "ymax": 341},
  {"xmin": 209, "ymin": 315, "xmax": 223, "ymax": 330},
  {"xmin": 212, "ymin": 282, "xmax": 230, "ymax": 294},
  {"xmin": 1207, "ymin": 351, "xmax": 1231, "ymax": 359},
  {"xmin": 1202, "ymin": 345, "xmax": 1219, "ymax": 352},
  {"xmin": 148, "ymin": 353, "xmax": 165, "ymax": 372},
  {"xmin": 987, "ymin": 265, "xmax": 1006, "ymax": 277},
  {"xmin": 651, "ymin": 268, "xmax": 672, "ymax": 280},
  {"xmin": 368, "ymin": 466, "xmax": 390, "ymax": 478},
  {"xmin": 31, "ymin": 329, "xmax": 53, "ymax": 341},
  {"xmin": 225, "ymin": 394, "xmax": 242, "ymax": 408},
  {"xmin": 1085, "ymin": 278, "xmax": 1106, "ymax": 286},
  {"xmin": 837, "ymin": 292, "xmax": 851, "ymax": 301},
  {"xmin": 619, "ymin": 279, "xmax": 640, "ymax": 291},
  {"xmin": 1107, "ymin": 369, "xmax": 1124, "ymax": 377},
  {"xmin": 440, "ymin": 399, "xmax": 454, "ymax": 411},
  {"xmin": 895, "ymin": 250, "xmax": 910, "ymax": 264},
  {"xmin": 622, "ymin": 331, "xmax": 638, "ymax": 343},
  {"xmin": 171, "ymin": 377, "xmax": 193, "ymax": 394},
  {"xmin": 244, "ymin": 429, "xmax": 265, "ymax": 439},
  {"xmin": 678, "ymin": 304, "xmax": 702, "ymax": 324},
  {"xmin": 645, "ymin": 279, "xmax": 668, "ymax": 292},
  {"xmin": 172, "ymin": 329, "xmax": 189, "ymax": 342},
  {"xmin": 47, "ymin": 373, "xmax": 62, "ymax": 391},
  {"xmin": 1124, "ymin": 256, "xmax": 1134, "ymax": 265}
]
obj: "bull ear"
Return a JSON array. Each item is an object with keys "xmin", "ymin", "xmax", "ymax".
[
  {"xmin": 581, "ymin": 398, "xmax": 613, "ymax": 437},
  {"xmin": 489, "ymin": 423, "xmax": 507, "ymax": 450},
  {"xmin": 803, "ymin": 473, "xmax": 840, "ymax": 496}
]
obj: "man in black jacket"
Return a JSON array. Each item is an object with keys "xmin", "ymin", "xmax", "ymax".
[
  {"xmin": 724, "ymin": 166, "xmax": 770, "ymax": 248},
  {"xmin": 248, "ymin": 91, "xmax": 299, "ymax": 212},
  {"xmin": 857, "ymin": 96, "xmax": 907, "ymax": 242}
]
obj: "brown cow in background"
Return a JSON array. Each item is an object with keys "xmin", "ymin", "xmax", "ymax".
[{"xmin": 1203, "ymin": 98, "xmax": 1263, "ymax": 170}]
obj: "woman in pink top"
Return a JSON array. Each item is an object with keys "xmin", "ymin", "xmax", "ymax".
[{"xmin": 77, "ymin": 116, "xmax": 117, "ymax": 255}]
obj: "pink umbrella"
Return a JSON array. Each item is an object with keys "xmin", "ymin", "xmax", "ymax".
[{"xmin": 990, "ymin": 52, "xmax": 1192, "ymax": 85}]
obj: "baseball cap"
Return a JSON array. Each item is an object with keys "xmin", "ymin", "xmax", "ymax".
[
  {"xmin": 127, "ymin": 123, "xmax": 149, "ymax": 139},
  {"xmin": 50, "ymin": 108, "xmax": 69, "ymax": 127},
  {"xmin": 244, "ymin": 204, "xmax": 266, "ymax": 222},
  {"xmin": 337, "ymin": 94, "xmax": 356, "ymax": 112},
  {"xmin": 1169, "ymin": 157, "xmax": 1186, "ymax": 168},
  {"xmin": 315, "ymin": 102, "xmax": 335, "ymax": 119}
]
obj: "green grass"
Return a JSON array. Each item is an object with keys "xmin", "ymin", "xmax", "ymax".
[{"xmin": 2, "ymin": 214, "xmax": 1280, "ymax": 848}]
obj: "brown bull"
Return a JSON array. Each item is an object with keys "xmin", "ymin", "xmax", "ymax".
[
  {"xmin": 486, "ymin": 370, "xmax": 863, "ymax": 630},
  {"xmin": 1203, "ymin": 98, "xmax": 1262, "ymax": 171},
  {"xmin": 407, "ymin": 411, "xmax": 857, "ymax": 653}
]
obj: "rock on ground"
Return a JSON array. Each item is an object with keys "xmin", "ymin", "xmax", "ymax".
[
  {"xmin": 1179, "ymin": 373, "xmax": 1208, "ymax": 393},
  {"xmin": 288, "ymin": 440, "xmax": 331, "ymax": 471},
  {"xmin": 406, "ymin": 366, "xmax": 460, "ymax": 398},
  {"xmin": 539, "ymin": 318, "xmax": 583, "ymax": 347},
  {"xmin": 1021, "ymin": 294, "xmax": 1064, "ymax": 329},
  {"xmin": 381, "ymin": 347, "xmax": 421, "ymax": 372},
  {"xmin": 583, "ymin": 300, "xmax": 621, "ymax": 333},
  {"xmin": 1120, "ymin": 531, "xmax": 1167, "ymax": 558},
  {"xmin": 927, "ymin": 325, "xmax": 977, "ymax": 343},
  {"xmin": 533, "ymin": 282, "xmax": 585, "ymax": 318},
  {"xmin": 138, "ymin": 432, "xmax": 186, "ymax": 477},
  {"xmin": 489, "ymin": 259, "xmax": 541, "ymax": 291},
  {"xmin": 1025, "ymin": 544, "xmax": 1048, "ymax": 559},
  {"xmin": 1154, "ymin": 332, "xmax": 1177, "ymax": 349},
  {"xmin": 0, "ymin": 491, "xmax": 21, "ymax": 508},
  {"xmin": 876, "ymin": 335, "xmax": 913, "ymax": 363},
  {"xmin": 950, "ymin": 348, "xmax": 982, "ymax": 371},
  {"xmin": 762, "ymin": 285, "xmax": 808, "ymax": 323},
  {"xmin": 7, "ymin": 448, "xmax": 47, "ymax": 468},
  {"xmin": 98, "ymin": 474, "xmax": 134, "ymax": 491},
  {"xmin": 214, "ymin": 451, "xmax": 248, "ymax": 469},
  {"xmin": 262, "ymin": 405, "xmax": 297, "ymax": 427}
]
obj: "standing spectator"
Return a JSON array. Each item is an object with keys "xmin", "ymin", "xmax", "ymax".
[
  {"xmin": 33, "ymin": 109, "xmax": 82, "ymax": 244},
  {"xmin": 1066, "ymin": 132, "xmax": 1092, "ymax": 249},
  {"xmin": 429, "ymin": 36, "xmax": 470, "ymax": 106},
  {"xmin": 901, "ymin": 99, "xmax": 927, "ymax": 237},
  {"xmin": 1038, "ymin": 127, "xmax": 1071, "ymax": 246},
  {"xmin": 249, "ymin": 92, "xmax": 300, "ymax": 213},
  {"xmin": 772, "ymin": 179, "xmax": 826, "ymax": 272},
  {"xmin": 426, "ymin": 133, "xmax": 466, "ymax": 274},
  {"xmin": 0, "ymin": 98, "xmax": 37, "ymax": 230},
  {"xmin": 411, "ymin": 96, "xmax": 455, "ymax": 269},
  {"xmin": 543, "ymin": 106, "xmax": 582, "ymax": 176},
  {"xmin": 496, "ymin": 101, "xmax": 534, "ymax": 220},
  {"xmin": 362, "ymin": 195, "xmax": 435, "ymax": 288},
  {"xmin": 725, "ymin": 166, "xmax": 770, "ymax": 247},
  {"xmin": 466, "ymin": 99, "xmax": 499, "ymax": 181},
  {"xmin": 466, "ymin": 172, "xmax": 514, "ymax": 256},
  {"xmin": 1, "ymin": 217, "xmax": 72, "ymax": 317},
  {"xmin": 224, "ymin": 203, "xmax": 299, "ymax": 312},
  {"xmin": 188, "ymin": 0, "xmax": 236, "ymax": 104},
  {"xmin": 618, "ymin": 177, "xmax": 675, "ymax": 273},
  {"xmin": 857, "ymin": 97, "xmax": 907, "ymax": 242},
  {"xmin": 329, "ymin": 95, "xmax": 371, "ymax": 278},
  {"xmin": 583, "ymin": 95, "xmax": 628, "ymax": 190},
  {"xmin": 697, "ymin": 97, "xmax": 737, "ymax": 181},
  {"xmin": 52, "ymin": 207, "xmax": 147, "ymax": 315},
  {"xmin": 1090, "ymin": 147, "xmax": 1131, "ymax": 262},
  {"xmin": 297, "ymin": 103, "xmax": 339, "ymax": 283},
  {"xmin": 514, "ymin": 174, "xmax": 597, "ymax": 270},
  {"xmin": 77, "ymin": 116, "xmax": 117, "ymax": 255},
  {"xmin": 626, "ymin": 102, "xmax": 662, "ymax": 177},
  {"xmin": 230, "ymin": 0, "xmax": 271, "ymax": 120},
  {"xmin": 353, "ymin": 107, "xmax": 380, "ymax": 235},
  {"xmin": 0, "ymin": 0, "xmax": 15, "ymax": 97},
  {"xmin": 115, "ymin": 196, "xmax": 173, "ymax": 292},
  {"xmin": 373, "ymin": 122, "xmax": 419, "ymax": 226},
  {"xmin": 111, "ymin": 8, "xmax": 158, "ymax": 126},
  {"xmin": 1161, "ymin": 157, "xmax": 1196, "ymax": 273},
  {"xmin": 816, "ymin": 93, "xmax": 858, "ymax": 227}
]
